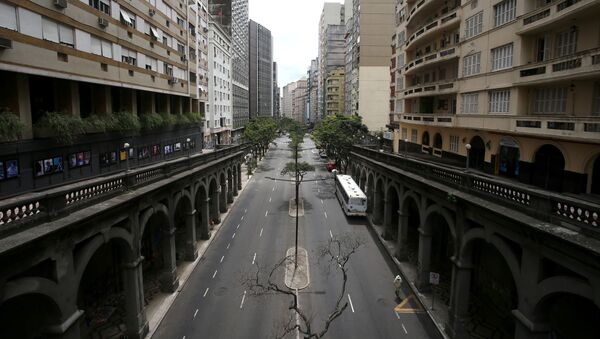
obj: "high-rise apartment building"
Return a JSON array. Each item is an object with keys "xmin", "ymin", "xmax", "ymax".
[
  {"xmin": 197, "ymin": 1, "xmax": 210, "ymax": 117},
  {"xmin": 248, "ymin": 20, "xmax": 273, "ymax": 117},
  {"xmin": 318, "ymin": 2, "xmax": 345, "ymax": 120},
  {"xmin": 346, "ymin": 0, "xmax": 396, "ymax": 131},
  {"xmin": 207, "ymin": 19, "xmax": 232, "ymax": 146},
  {"xmin": 307, "ymin": 59, "xmax": 320, "ymax": 123},
  {"xmin": 209, "ymin": 0, "xmax": 248, "ymax": 142},
  {"xmin": 292, "ymin": 78, "xmax": 308, "ymax": 123},
  {"xmin": 282, "ymin": 81, "xmax": 298, "ymax": 119},
  {"xmin": 273, "ymin": 62, "xmax": 280, "ymax": 118},
  {"xmin": 325, "ymin": 67, "xmax": 345, "ymax": 115},
  {"xmin": 391, "ymin": 0, "xmax": 600, "ymax": 196}
]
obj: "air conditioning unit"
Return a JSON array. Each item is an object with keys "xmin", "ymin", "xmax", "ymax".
[
  {"xmin": 149, "ymin": 9, "xmax": 156, "ymax": 16},
  {"xmin": 202, "ymin": 27, "xmax": 208, "ymax": 33},
  {"xmin": 168, "ymin": 77, "xmax": 178, "ymax": 85},
  {"xmin": 0, "ymin": 37, "xmax": 12, "ymax": 49},
  {"xmin": 54, "ymin": 0, "xmax": 67, "ymax": 9},
  {"xmin": 98, "ymin": 17, "xmax": 109, "ymax": 28}
]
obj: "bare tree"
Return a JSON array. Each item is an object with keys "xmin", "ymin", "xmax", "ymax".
[{"xmin": 242, "ymin": 233, "xmax": 364, "ymax": 339}]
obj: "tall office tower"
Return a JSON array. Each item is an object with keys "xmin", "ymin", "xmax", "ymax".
[
  {"xmin": 345, "ymin": 0, "xmax": 395, "ymax": 131},
  {"xmin": 282, "ymin": 81, "xmax": 298, "ymax": 119},
  {"xmin": 206, "ymin": 18, "xmax": 232, "ymax": 147},
  {"xmin": 292, "ymin": 78, "xmax": 308, "ymax": 123},
  {"xmin": 344, "ymin": 0, "xmax": 355, "ymax": 116},
  {"xmin": 307, "ymin": 59, "xmax": 320, "ymax": 123},
  {"xmin": 273, "ymin": 62, "xmax": 280, "ymax": 118},
  {"xmin": 209, "ymin": 0, "xmax": 248, "ymax": 143},
  {"xmin": 391, "ymin": 0, "xmax": 600, "ymax": 194},
  {"xmin": 197, "ymin": 1, "xmax": 210, "ymax": 124},
  {"xmin": 248, "ymin": 20, "xmax": 273, "ymax": 117},
  {"xmin": 318, "ymin": 2, "xmax": 345, "ymax": 120}
]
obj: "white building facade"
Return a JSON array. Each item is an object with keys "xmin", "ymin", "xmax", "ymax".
[{"xmin": 207, "ymin": 20, "xmax": 232, "ymax": 147}]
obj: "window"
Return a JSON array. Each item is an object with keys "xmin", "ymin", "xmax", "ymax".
[
  {"xmin": 465, "ymin": 12, "xmax": 483, "ymax": 39},
  {"xmin": 494, "ymin": 0, "xmax": 516, "ymax": 27},
  {"xmin": 491, "ymin": 43, "xmax": 513, "ymax": 71},
  {"xmin": 594, "ymin": 83, "xmax": 600, "ymax": 116},
  {"xmin": 89, "ymin": 0, "xmax": 110, "ymax": 15},
  {"xmin": 401, "ymin": 128, "xmax": 408, "ymax": 140},
  {"xmin": 555, "ymin": 28, "xmax": 577, "ymax": 57},
  {"xmin": 90, "ymin": 35, "xmax": 112, "ymax": 58},
  {"xmin": 397, "ymin": 54, "xmax": 405, "ymax": 68},
  {"xmin": 0, "ymin": 2, "xmax": 17, "ymax": 31},
  {"xmin": 163, "ymin": 33, "xmax": 172, "ymax": 48},
  {"xmin": 398, "ymin": 31, "xmax": 405, "ymax": 46},
  {"xmin": 450, "ymin": 135, "xmax": 459, "ymax": 152},
  {"xmin": 121, "ymin": 47, "xmax": 137, "ymax": 66},
  {"xmin": 471, "ymin": 0, "xmax": 478, "ymax": 9},
  {"xmin": 462, "ymin": 93, "xmax": 479, "ymax": 113},
  {"xmin": 489, "ymin": 89, "xmax": 511, "ymax": 113},
  {"xmin": 176, "ymin": 17, "xmax": 185, "ymax": 27},
  {"xmin": 149, "ymin": 26, "xmax": 161, "ymax": 40},
  {"xmin": 145, "ymin": 56, "xmax": 157, "ymax": 71},
  {"xmin": 177, "ymin": 42, "xmax": 185, "ymax": 54},
  {"xmin": 42, "ymin": 18, "xmax": 74, "ymax": 47},
  {"xmin": 120, "ymin": 8, "xmax": 135, "ymax": 28},
  {"xmin": 463, "ymin": 52, "xmax": 481, "ymax": 76},
  {"xmin": 164, "ymin": 63, "xmax": 173, "ymax": 76},
  {"xmin": 411, "ymin": 128, "xmax": 418, "ymax": 143},
  {"xmin": 533, "ymin": 87, "xmax": 567, "ymax": 114}
]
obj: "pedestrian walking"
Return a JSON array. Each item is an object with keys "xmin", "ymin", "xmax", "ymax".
[{"xmin": 394, "ymin": 275, "xmax": 402, "ymax": 301}]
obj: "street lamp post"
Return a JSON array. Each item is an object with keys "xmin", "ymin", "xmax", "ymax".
[
  {"xmin": 404, "ymin": 138, "xmax": 408, "ymax": 154},
  {"xmin": 186, "ymin": 138, "xmax": 191, "ymax": 158},
  {"xmin": 123, "ymin": 142, "xmax": 130, "ymax": 171},
  {"xmin": 465, "ymin": 143, "xmax": 471, "ymax": 169}
]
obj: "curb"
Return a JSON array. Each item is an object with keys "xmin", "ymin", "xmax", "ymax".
[{"xmin": 364, "ymin": 217, "xmax": 450, "ymax": 339}]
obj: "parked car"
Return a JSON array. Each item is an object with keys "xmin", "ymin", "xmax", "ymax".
[{"xmin": 326, "ymin": 162, "xmax": 337, "ymax": 172}]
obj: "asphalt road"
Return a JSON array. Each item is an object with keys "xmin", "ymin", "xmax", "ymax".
[{"xmin": 152, "ymin": 135, "xmax": 442, "ymax": 339}]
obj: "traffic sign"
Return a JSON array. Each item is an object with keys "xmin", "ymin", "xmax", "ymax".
[{"xmin": 429, "ymin": 272, "xmax": 440, "ymax": 285}]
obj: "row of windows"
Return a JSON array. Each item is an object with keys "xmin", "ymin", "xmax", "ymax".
[
  {"xmin": 460, "ymin": 88, "xmax": 571, "ymax": 114},
  {"xmin": 464, "ymin": 0, "xmax": 516, "ymax": 40}
]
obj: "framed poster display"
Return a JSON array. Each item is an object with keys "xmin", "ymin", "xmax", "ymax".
[
  {"xmin": 6, "ymin": 160, "xmax": 19, "ymax": 178},
  {"xmin": 152, "ymin": 144, "xmax": 160, "ymax": 156},
  {"xmin": 35, "ymin": 157, "xmax": 61, "ymax": 177},
  {"xmin": 174, "ymin": 142, "xmax": 181, "ymax": 152}
]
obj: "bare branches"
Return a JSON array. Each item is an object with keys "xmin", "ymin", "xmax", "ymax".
[{"xmin": 241, "ymin": 234, "xmax": 364, "ymax": 339}]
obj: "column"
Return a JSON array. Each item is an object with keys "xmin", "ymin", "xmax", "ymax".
[
  {"xmin": 183, "ymin": 210, "xmax": 197, "ymax": 261},
  {"xmin": 237, "ymin": 165, "xmax": 243, "ymax": 190},
  {"xmin": 159, "ymin": 227, "xmax": 179, "ymax": 293},
  {"xmin": 232, "ymin": 170, "xmax": 239, "ymax": 197},
  {"xmin": 382, "ymin": 199, "xmax": 393, "ymax": 240},
  {"xmin": 416, "ymin": 228, "xmax": 432, "ymax": 291},
  {"xmin": 395, "ymin": 212, "xmax": 409, "ymax": 260},
  {"xmin": 15, "ymin": 73, "xmax": 33, "ymax": 139},
  {"xmin": 219, "ymin": 184, "xmax": 228, "ymax": 213},
  {"xmin": 227, "ymin": 181, "xmax": 234, "ymax": 203},
  {"xmin": 514, "ymin": 248, "xmax": 549, "ymax": 339},
  {"xmin": 140, "ymin": 92, "xmax": 155, "ymax": 114},
  {"xmin": 93, "ymin": 85, "xmax": 111, "ymax": 115},
  {"xmin": 372, "ymin": 189, "xmax": 384, "ymax": 225},
  {"xmin": 197, "ymin": 198, "xmax": 210, "ymax": 239},
  {"xmin": 122, "ymin": 257, "xmax": 149, "ymax": 339},
  {"xmin": 211, "ymin": 191, "xmax": 221, "ymax": 225},
  {"xmin": 445, "ymin": 259, "xmax": 473, "ymax": 339}
]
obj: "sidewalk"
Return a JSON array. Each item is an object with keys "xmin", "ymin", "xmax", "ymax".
[
  {"xmin": 144, "ymin": 161, "xmax": 254, "ymax": 338},
  {"xmin": 368, "ymin": 220, "xmax": 450, "ymax": 339}
]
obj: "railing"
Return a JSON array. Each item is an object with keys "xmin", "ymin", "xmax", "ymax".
[
  {"xmin": 404, "ymin": 46, "xmax": 457, "ymax": 73},
  {"xmin": 352, "ymin": 146, "xmax": 600, "ymax": 239},
  {"xmin": 517, "ymin": 48, "xmax": 600, "ymax": 82},
  {"xmin": 405, "ymin": 10, "xmax": 459, "ymax": 49},
  {"xmin": 402, "ymin": 79, "xmax": 457, "ymax": 96},
  {"xmin": 0, "ymin": 145, "xmax": 248, "ymax": 237},
  {"xmin": 521, "ymin": 0, "xmax": 593, "ymax": 29}
]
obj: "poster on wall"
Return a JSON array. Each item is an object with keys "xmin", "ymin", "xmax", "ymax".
[
  {"xmin": 164, "ymin": 145, "xmax": 172, "ymax": 155},
  {"xmin": 110, "ymin": 151, "xmax": 118, "ymax": 164},
  {"xmin": 69, "ymin": 151, "xmax": 91, "ymax": 169},
  {"xmin": 152, "ymin": 144, "xmax": 160, "ymax": 156},
  {"xmin": 174, "ymin": 142, "xmax": 181, "ymax": 152},
  {"xmin": 0, "ymin": 161, "xmax": 4, "ymax": 180},
  {"xmin": 35, "ymin": 157, "xmax": 61, "ymax": 177},
  {"xmin": 128, "ymin": 148, "xmax": 135, "ymax": 159},
  {"xmin": 6, "ymin": 160, "xmax": 19, "ymax": 178},
  {"xmin": 119, "ymin": 150, "xmax": 127, "ymax": 161}
]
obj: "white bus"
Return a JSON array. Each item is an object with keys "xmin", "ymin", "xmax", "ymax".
[{"xmin": 334, "ymin": 174, "xmax": 367, "ymax": 216}]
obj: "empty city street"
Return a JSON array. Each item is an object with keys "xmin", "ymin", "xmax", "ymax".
[{"xmin": 152, "ymin": 135, "xmax": 442, "ymax": 338}]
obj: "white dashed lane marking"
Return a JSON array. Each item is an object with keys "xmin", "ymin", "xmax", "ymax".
[
  {"xmin": 252, "ymin": 253, "xmax": 256, "ymax": 265},
  {"xmin": 203, "ymin": 288, "xmax": 209, "ymax": 297},
  {"xmin": 212, "ymin": 270, "xmax": 218, "ymax": 279},
  {"xmin": 348, "ymin": 294, "xmax": 355, "ymax": 313},
  {"xmin": 220, "ymin": 255, "xmax": 224, "ymax": 263},
  {"xmin": 193, "ymin": 309, "xmax": 198, "ymax": 318},
  {"xmin": 260, "ymin": 228, "xmax": 263, "ymax": 237}
]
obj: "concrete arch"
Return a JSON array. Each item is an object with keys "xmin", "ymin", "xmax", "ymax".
[
  {"xmin": 193, "ymin": 180, "xmax": 209, "ymax": 201},
  {"xmin": 530, "ymin": 142, "xmax": 569, "ymax": 168},
  {"xmin": 74, "ymin": 228, "xmax": 135, "ymax": 294},
  {"xmin": 173, "ymin": 188, "xmax": 194, "ymax": 215},
  {"xmin": 422, "ymin": 204, "xmax": 456, "ymax": 241},
  {"xmin": 459, "ymin": 229, "xmax": 521, "ymax": 296},
  {"xmin": 139, "ymin": 203, "xmax": 170, "ymax": 238},
  {"xmin": 400, "ymin": 190, "xmax": 422, "ymax": 216},
  {"xmin": 532, "ymin": 276, "xmax": 595, "ymax": 311},
  {"xmin": 385, "ymin": 181, "xmax": 402, "ymax": 202},
  {"xmin": 1, "ymin": 277, "xmax": 65, "ymax": 318}
]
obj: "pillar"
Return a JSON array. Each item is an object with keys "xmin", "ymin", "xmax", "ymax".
[
  {"xmin": 445, "ymin": 259, "xmax": 473, "ymax": 339},
  {"xmin": 14, "ymin": 73, "xmax": 33, "ymax": 139},
  {"xmin": 383, "ymin": 199, "xmax": 393, "ymax": 240},
  {"xmin": 210, "ymin": 191, "xmax": 221, "ymax": 225},
  {"xmin": 395, "ymin": 212, "xmax": 409, "ymax": 260},
  {"xmin": 198, "ymin": 198, "xmax": 210, "ymax": 239},
  {"xmin": 183, "ymin": 210, "xmax": 198, "ymax": 261},
  {"xmin": 416, "ymin": 228, "xmax": 432, "ymax": 291},
  {"xmin": 159, "ymin": 227, "xmax": 179, "ymax": 293},
  {"xmin": 237, "ymin": 164, "xmax": 243, "ymax": 190},
  {"xmin": 93, "ymin": 85, "xmax": 111, "ymax": 115},
  {"xmin": 227, "ymin": 180, "xmax": 234, "ymax": 203},
  {"xmin": 140, "ymin": 92, "xmax": 155, "ymax": 114},
  {"xmin": 219, "ymin": 184, "xmax": 228, "ymax": 213},
  {"xmin": 514, "ymin": 248, "xmax": 549, "ymax": 339},
  {"xmin": 372, "ymin": 189, "xmax": 384, "ymax": 225},
  {"xmin": 122, "ymin": 88, "xmax": 135, "ymax": 113},
  {"xmin": 122, "ymin": 256, "xmax": 149, "ymax": 339}
]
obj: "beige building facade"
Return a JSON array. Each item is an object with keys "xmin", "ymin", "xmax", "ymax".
[
  {"xmin": 392, "ymin": 0, "xmax": 600, "ymax": 194},
  {"xmin": 325, "ymin": 67, "xmax": 345, "ymax": 115},
  {"xmin": 0, "ymin": 0, "xmax": 200, "ymax": 139}
]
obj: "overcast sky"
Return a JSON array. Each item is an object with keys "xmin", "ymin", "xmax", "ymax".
[{"xmin": 249, "ymin": 0, "xmax": 339, "ymax": 89}]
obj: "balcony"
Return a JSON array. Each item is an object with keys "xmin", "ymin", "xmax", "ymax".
[
  {"xmin": 518, "ymin": 0, "xmax": 600, "ymax": 35},
  {"xmin": 401, "ymin": 79, "xmax": 457, "ymax": 98},
  {"xmin": 403, "ymin": 46, "xmax": 459, "ymax": 74},
  {"xmin": 401, "ymin": 112, "xmax": 600, "ymax": 142},
  {"xmin": 515, "ymin": 47, "xmax": 600, "ymax": 85},
  {"xmin": 405, "ymin": 10, "xmax": 460, "ymax": 50}
]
